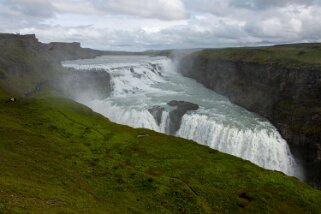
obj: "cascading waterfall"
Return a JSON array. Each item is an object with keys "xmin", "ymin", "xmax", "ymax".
[
  {"xmin": 177, "ymin": 113, "xmax": 296, "ymax": 174},
  {"xmin": 85, "ymin": 100, "xmax": 161, "ymax": 131},
  {"xmin": 63, "ymin": 55, "xmax": 303, "ymax": 179}
]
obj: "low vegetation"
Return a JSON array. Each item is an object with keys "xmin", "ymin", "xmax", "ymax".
[
  {"xmin": 1, "ymin": 35, "xmax": 321, "ymax": 213},
  {"xmin": 1, "ymin": 87, "xmax": 321, "ymax": 213},
  {"xmin": 198, "ymin": 43, "xmax": 321, "ymax": 68}
]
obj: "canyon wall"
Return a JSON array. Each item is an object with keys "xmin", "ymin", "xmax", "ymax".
[
  {"xmin": 0, "ymin": 33, "xmax": 109, "ymax": 98},
  {"xmin": 177, "ymin": 48, "xmax": 321, "ymax": 188}
]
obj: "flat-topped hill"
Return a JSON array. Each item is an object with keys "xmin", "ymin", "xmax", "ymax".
[{"xmin": 198, "ymin": 43, "xmax": 321, "ymax": 69}]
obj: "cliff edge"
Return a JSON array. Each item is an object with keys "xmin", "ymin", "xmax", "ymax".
[
  {"xmin": 177, "ymin": 45, "xmax": 321, "ymax": 188},
  {"xmin": 0, "ymin": 33, "xmax": 109, "ymax": 98}
]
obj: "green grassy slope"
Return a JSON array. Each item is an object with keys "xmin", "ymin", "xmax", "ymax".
[
  {"xmin": 186, "ymin": 44, "xmax": 321, "ymax": 187},
  {"xmin": 198, "ymin": 43, "xmax": 321, "ymax": 68},
  {"xmin": 0, "ymin": 88, "xmax": 321, "ymax": 214}
]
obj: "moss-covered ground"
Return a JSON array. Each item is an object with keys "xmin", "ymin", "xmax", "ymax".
[
  {"xmin": 198, "ymin": 43, "xmax": 321, "ymax": 69},
  {"xmin": 0, "ymin": 87, "xmax": 321, "ymax": 214}
]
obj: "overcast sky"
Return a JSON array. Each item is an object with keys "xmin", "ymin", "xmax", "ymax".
[{"xmin": 1, "ymin": 0, "xmax": 321, "ymax": 50}]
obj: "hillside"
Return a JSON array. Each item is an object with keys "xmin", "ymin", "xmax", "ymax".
[
  {"xmin": 0, "ymin": 34, "xmax": 111, "ymax": 99},
  {"xmin": 1, "ymin": 88, "xmax": 321, "ymax": 213},
  {"xmin": 1, "ymin": 34, "xmax": 321, "ymax": 213},
  {"xmin": 178, "ymin": 44, "xmax": 321, "ymax": 188}
]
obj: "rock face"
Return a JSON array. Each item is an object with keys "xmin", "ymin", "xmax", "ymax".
[
  {"xmin": 0, "ymin": 33, "xmax": 110, "ymax": 99},
  {"xmin": 47, "ymin": 42, "xmax": 102, "ymax": 61},
  {"xmin": 148, "ymin": 106, "xmax": 165, "ymax": 126},
  {"xmin": 0, "ymin": 34, "xmax": 102, "ymax": 61},
  {"xmin": 178, "ymin": 53, "xmax": 321, "ymax": 188},
  {"xmin": 0, "ymin": 33, "xmax": 56, "ymax": 94},
  {"xmin": 149, "ymin": 100, "xmax": 199, "ymax": 135},
  {"xmin": 0, "ymin": 34, "xmax": 40, "ymax": 48},
  {"xmin": 167, "ymin": 100, "xmax": 199, "ymax": 135}
]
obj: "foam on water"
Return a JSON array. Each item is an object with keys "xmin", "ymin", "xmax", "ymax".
[
  {"xmin": 177, "ymin": 113, "xmax": 296, "ymax": 175},
  {"xmin": 63, "ymin": 55, "xmax": 303, "ymax": 179}
]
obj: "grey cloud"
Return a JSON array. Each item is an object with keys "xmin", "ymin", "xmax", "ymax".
[
  {"xmin": 20, "ymin": 4, "xmax": 321, "ymax": 51},
  {"xmin": 185, "ymin": 0, "xmax": 321, "ymax": 16},
  {"xmin": 230, "ymin": 0, "xmax": 316, "ymax": 10},
  {"xmin": 0, "ymin": 0, "xmax": 188, "ymax": 22},
  {"xmin": 92, "ymin": 0, "xmax": 188, "ymax": 20},
  {"xmin": 53, "ymin": 0, "xmax": 188, "ymax": 20},
  {"xmin": 4, "ymin": 0, "xmax": 55, "ymax": 18},
  {"xmin": 0, "ymin": 0, "xmax": 56, "ymax": 31},
  {"xmin": 19, "ymin": 18, "xmax": 266, "ymax": 50},
  {"xmin": 1, "ymin": 0, "xmax": 321, "ymax": 50}
]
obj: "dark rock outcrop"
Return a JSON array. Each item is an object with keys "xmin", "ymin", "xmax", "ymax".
[
  {"xmin": 149, "ymin": 100, "xmax": 199, "ymax": 135},
  {"xmin": 167, "ymin": 101, "xmax": 199, "ymax": 135},
  {"xmin": 47, "ymin": 42, "xmax": 102, "ymax": 61},
  {"xmin": 0, "ymin": 33, "xmax": 110, "ymax": 99},
  {"xmin": 178, "ymin": 53, "xmax": 321, "ymax": 188},
  {"xmin": 0, "ymin": 34, "xmax": 58, "ymax": 94},
  {"xmin": 0, "ymin": 71, "xmax": 6, "ymax": 80},
  {"xmin": 0, "ymin": 34, "xmax": 40, "ymax": 48},
  {"xmin": 148, "ymin": 106, "xmax": 165, "ymax": 126}
]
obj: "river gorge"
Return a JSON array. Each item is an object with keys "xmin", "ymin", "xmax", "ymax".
[{"xmin": 63, "ymin": 55, "xmax": 303, "ymax": 179}]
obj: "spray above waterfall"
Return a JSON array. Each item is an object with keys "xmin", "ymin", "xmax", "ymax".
[{"xmin": 63, "ymin": 55, "xmax": 303, "ymax": 179}]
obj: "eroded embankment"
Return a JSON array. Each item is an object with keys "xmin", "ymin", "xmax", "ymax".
[
  {"xmin": 177, "ymin": 47, "xmax": 321, "ymax": 188},
  {"xmin": 0, "ymin": 33, "xmax": 110, "ymax": 98}
]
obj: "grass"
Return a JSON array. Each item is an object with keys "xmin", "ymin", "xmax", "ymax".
[
  {"xmin": 0, "ymin": 87, "xmax": 321, "ymax": 213},
  {"xmin": 198, "ymin": 43, "xmax": 321, "ymax": 69}
]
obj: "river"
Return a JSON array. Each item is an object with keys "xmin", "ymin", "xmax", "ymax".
[{"xmin": 63, "ymin": 55, "xmax": 303, "ymax": 178}]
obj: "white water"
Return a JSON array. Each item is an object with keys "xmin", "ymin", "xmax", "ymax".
[{"xmin": 63, "ymin": 55, "xmax": 303, "ymax": 178}]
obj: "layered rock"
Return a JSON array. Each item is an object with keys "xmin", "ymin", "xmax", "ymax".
[
  {"xmin": 148, "ymin": 106, "xmax": 165, "ymax": 126},
  {"xmin": 178, "ymin": 51, "xmax": 321, "ymax": 188},
  {"xmin": 167, "ymin": 101, "xmax": 199, "ymax": 135},
  {"xmin": 0, "ymin": 33, "xmax": 56, "ymax": 94},
  {"xmin": 149, "ymin": 100, "xmax": 199, "ymax": 135},
  {"xmin": 0, "ymin": 33, "xmax": 40, "ymax": 48},
  {"xmin": 0, "ymin": 33, "xmax": 110, "ymax": 99},
  {"xmin": 47, "ymin": 42, "xmax": 102, "ymax": 61}
]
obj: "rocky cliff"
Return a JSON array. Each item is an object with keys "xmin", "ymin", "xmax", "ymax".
[
  {"xmin": 47, "ymin": 42, "xmax": 102, "ymax": 61},
  {"xmin": 0, "ymin": 33, "xmax": 58, "ymax": 94},
  {"xmin": 0, "ymin": 33, "xmax": 109, "ymax": 98},
  {"xmin": 177, "ymin": 46, "xmax": 321, "ymax": 188},
  {"xmin": 149, "ymin": 101, "xmax": 199, "ymax": 135}
]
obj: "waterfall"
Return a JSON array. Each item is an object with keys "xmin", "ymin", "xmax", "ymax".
[
  {"xmin": 62, "ymin": 55, "xmax": 303, "ymax": 179},
  {"xmin": 85, "ymin": 100, "xmax": 161, "ymax": 131},
  {"xmin": 177, "ymin": 113, "xmax": 297, "ymax": 176}
]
